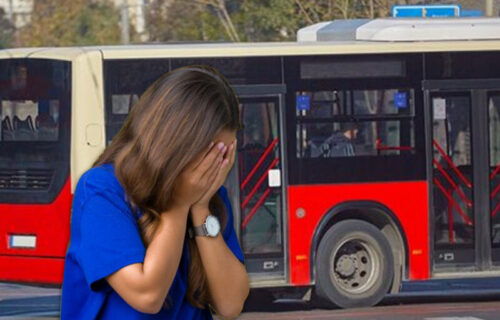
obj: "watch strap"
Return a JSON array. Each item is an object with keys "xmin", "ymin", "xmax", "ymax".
[{"xmin": 193, "ymin": 224, "xmax": 207, "ymax": 237}]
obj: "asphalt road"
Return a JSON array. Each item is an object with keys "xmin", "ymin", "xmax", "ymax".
[{"xmin": 2, "ymin": 278, "xmax": 500, "ymax": 319}]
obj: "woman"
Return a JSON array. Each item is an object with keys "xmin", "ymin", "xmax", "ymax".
[{"xmin": 60, "ymin": 65, "xmax": 250, "ymax": 319}]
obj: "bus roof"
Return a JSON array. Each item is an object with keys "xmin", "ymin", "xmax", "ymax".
[
  {"xmin": 1, "ymin": 37, "xmax": 500, "ymax": 61},
  {"xmin": 297, "ymin": 17, "xmax": 500, "ymax": 42}
]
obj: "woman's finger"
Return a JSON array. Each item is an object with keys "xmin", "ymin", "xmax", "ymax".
[
  {"xmin": 215, "ymin": 157, "xmax": 227, "ymax": 188},
  {"xmin": 229, "ymin": 139, "xmax": 237, "ymax": 166},
  {"xmin": 194, "ymin": 142, "xmax": 224, "ymax": 181},
  {"xmin": 221, "ymin": 139, "xmax": 236, "ymax": 174},
  {"xmin": 200, "ymin": 143, "xmax": 226, "ymax": 183},
  {"xmin": 205, "ymin": 153, "xmax": 223, "ymax": 192}
]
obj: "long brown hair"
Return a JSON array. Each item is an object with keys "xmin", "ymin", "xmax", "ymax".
[{"xmin": 93, "ymin": 65, "xmax": 241, "ymax": 308}]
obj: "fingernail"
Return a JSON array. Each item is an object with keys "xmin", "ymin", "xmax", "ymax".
[
  {"xmin": 217, "ymin": 142, "xmax": 224, "ymax": 150},
  {"xmin": 222, "ymin": 145, "xmax": 227, "ymax": 153},
  {"xmin": 209, "ymin": 141, "xmax": 214, "ymax": 148}
]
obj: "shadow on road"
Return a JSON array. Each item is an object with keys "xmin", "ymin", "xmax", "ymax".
[{"xmin": 243, "ymin": 278, "xmax": 500, "ymax": 313}]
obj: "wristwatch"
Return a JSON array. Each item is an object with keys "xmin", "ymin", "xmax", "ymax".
[{"xmin": 193, "ymin": 214, "xmax": 221, "ymax": 238}]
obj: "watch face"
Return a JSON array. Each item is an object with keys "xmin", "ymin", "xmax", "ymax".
[{"xmin": 206, "ymin": 215, "xmax": 220, "ymax": 236}]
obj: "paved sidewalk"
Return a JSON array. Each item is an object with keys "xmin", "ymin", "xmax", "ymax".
[
  {"xmin": 0, "ymin": 283, "xmax": 60, "ymax": 301},
  {"xmin": 0, "ymin": 283, "xmax": 60, "ymax": 319}
]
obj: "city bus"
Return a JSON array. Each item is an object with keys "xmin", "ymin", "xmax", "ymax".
[{"xmin": 1, "ymin": 17, "xmax": 500, "ymax": 309}]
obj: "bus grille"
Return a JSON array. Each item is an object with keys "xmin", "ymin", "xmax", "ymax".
[{"xmin": 0, "ymin": 169, "xmax": 53, "ymax": 190}]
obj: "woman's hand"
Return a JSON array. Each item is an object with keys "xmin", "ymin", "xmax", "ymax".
[
  {"xmin": 191, "ymin": 139, "xmax": 236, "ymax": 214},
  {"xmin": 169, "ymin": 141, "xmax": 229, "ymax": 210}
]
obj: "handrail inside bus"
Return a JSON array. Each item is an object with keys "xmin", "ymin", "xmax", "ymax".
[
  {"xmin": 242, "ymin": 157, "xmax": 280, "ymax": 210},
  {"xmin": 491, "ymin": 181, "xmax": 500, "ymax": 199},
  {"xmin": 447, "ymin": 193, "xmax": 455, "ymax": 244},
  {"xmin": 242, "ymin": 188, "xmax": 271, "ymax": 229},
  {"xmin": 375, "ymin": 139, "xmax": 414, "ymax": 152},
  {"xmin": 433, "ymin": 139, "xmax": 472, "ymax": 188},
  {"xmin": 433, "ymin": 159, "xmax": 472, "ymax": 207},
  {"xmin": 490, "ymin": 161, "xmax": 500, "ymax": 181},
  {"xmin": 240, "ymin": 137, "xmax": 279, "ymax": 190},
  {"xmin": 492, "ymin": 202, "xmax": 500, "ymax": 218},
  {"xmin": 433, "ymin": 177, "xmax": 473, "ymax": 226}
]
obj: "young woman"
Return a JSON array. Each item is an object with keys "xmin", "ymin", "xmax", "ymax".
[{"xmin": 60, "ymin": 65, "xmax": 250, "ymax": 319}]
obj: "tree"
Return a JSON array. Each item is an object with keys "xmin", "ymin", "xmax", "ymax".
[
  {"xmin": 17, "ymin": 0, "xmax": 122, "ymax": 47},
  {"xmin": 145, "ymin": 0, "xmax": 462, "ymax": 44},
  {"xmin": 232, "ymin": 0, "xmax": 301, "ymax": 41},
  {"xmin": 0, "ymin": 8, "xmax": 15, "ymax": 48},
  {"xmin": 146, "ymin": 0, "xmax": 230, "ymax": 42}
]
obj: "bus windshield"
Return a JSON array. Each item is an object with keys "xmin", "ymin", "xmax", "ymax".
[
  {"xmin": 0, "ymin": 58, "xmax": 71, "ymax": 201},
  {"xmin": 0, "ymin": 59, "xmax": 70, "ymax": 142}
]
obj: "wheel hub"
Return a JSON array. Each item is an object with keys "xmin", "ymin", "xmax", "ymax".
[{"xmin": 336, "ymin": 254, "xmax": 357, "ymax": 277}]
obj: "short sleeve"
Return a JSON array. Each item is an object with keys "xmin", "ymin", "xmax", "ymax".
[
  {"xmin": 219, "ymin": 187, "xmax": 245, "ymax": 264},
  {"xmin": 76, "ymin": 192, "xmax": 146, "ymax": 291}
]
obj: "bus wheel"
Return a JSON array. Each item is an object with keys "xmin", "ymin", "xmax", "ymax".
[{"xmin": 315, "ymin": 219, "xmax": 394, "ymax": 308}]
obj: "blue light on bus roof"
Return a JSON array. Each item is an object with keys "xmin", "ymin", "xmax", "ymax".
[{"xmin": 392, "ymin": 5, "xmax": 461, "ymax": 18}]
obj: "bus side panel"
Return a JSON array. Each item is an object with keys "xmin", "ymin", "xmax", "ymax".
[
  {"xmin": 0, "ymin": 177, "xmax": 72, "ymax": 284},
  {"xmin": 287, "ymin": 181, "xmax": 429, "ymax": 285}
]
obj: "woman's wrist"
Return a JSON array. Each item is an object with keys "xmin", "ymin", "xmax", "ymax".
[{"xmin": 190, "ymin": 204, "xmax": 211, "ymax": 226}]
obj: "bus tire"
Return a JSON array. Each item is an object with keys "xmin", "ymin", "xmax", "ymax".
[{"xmin": 315, "ymin": 219, "xmax": 394, "ymax": 308}]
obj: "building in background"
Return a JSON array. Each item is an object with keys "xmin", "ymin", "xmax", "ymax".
[
  {"xmin": 111, "ymin": 0, "xmax": 148, "ymax": 41},
  {"xmin": 0, "ymin": 0, "xmax": 147, "ymax": 42},
  {"xmin": 0, "ymin": 0, "xmax": 33, "ymax": 29}
]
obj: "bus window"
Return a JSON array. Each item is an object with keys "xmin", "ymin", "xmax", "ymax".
[
  {"xmin": 0, "ymin": 58, "xmax": 71, "ymax": 203},
  {"xmin": 1, "ymin": 99, "xmax": 59, "ymax": 141},
  {"xmin": 238, "ymin": 99, "xmax": 281, "ymax": 256},
  {"xmin": 296, "ymin": 88, "xmax": 415, "ymax": 159},
  {"xmin": 104, "ymin": 59, "xmax": 171, "ymax": 143},
  {"xmin": 489, "ymin": 93, "xmax": 500, "ymax": 246},
  {"xmin": 111, "ymin": 94, "xmax": 139, "ymax": 115},
  {"xmin": 352, "ymin": 89, "xmax": 414, "ymax": 116},
  {"xmin": 298, "ymin": 120, "xmax": 414, "ymax": 158},
  {"xmin": 432, "ymin": 94, "xmax": 473, "ymax": 248},
  {"xmin": 295, "ymin": 91, "xmax": 346, "ymax": 118}
]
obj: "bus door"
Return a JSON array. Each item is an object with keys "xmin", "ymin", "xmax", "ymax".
[
  {"xmin": 425, "ymin": 79, "xmax": 500, "ymax": 272},
  {"xmin": 225, "ymin": 85, "xmax": 287, "ymax": 284}
]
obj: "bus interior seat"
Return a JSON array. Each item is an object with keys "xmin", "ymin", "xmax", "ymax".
[
  {"xmin": 35, "ymin": 114, "xmax": 58, "ymax": 140},
  {"xmin": 13, "ymin": 115, "xmax": 35, "ymax": 140},
  {"xmin": 1, "ymin": 116, "xmax": 14, "ymax": 141}
]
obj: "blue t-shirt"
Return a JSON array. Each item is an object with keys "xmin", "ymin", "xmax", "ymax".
[{"xmin": 60, "ymin": 163, "xmax": 245, "ymax": 319}]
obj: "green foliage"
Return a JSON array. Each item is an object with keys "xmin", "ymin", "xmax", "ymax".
[
  {"xmin": 7, "ymin": 0, "xmax": 459, "ymax": 48},
  {"xmin": 18, "ymin": 0, "xmax": 121, "ymax": 47},
  {"xmin": 233, "ymin": 0, "xmax": 303, "ymax": 41},
  {"xmin": 146, "ymin": 1, "xmax": 229, "ymax": 42},
  {"xmin": 145, "ymin": 0, "xmax": 394, "ymax": 43}
]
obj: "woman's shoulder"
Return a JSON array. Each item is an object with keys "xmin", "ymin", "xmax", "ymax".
[{"xmin": 74, "ymin": 163, "xmax": 125, "ymax": 204}]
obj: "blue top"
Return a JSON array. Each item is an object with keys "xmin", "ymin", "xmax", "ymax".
[{"xmin": 60, "ymin": 163, "xmax": 245, "ymax": 320}]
